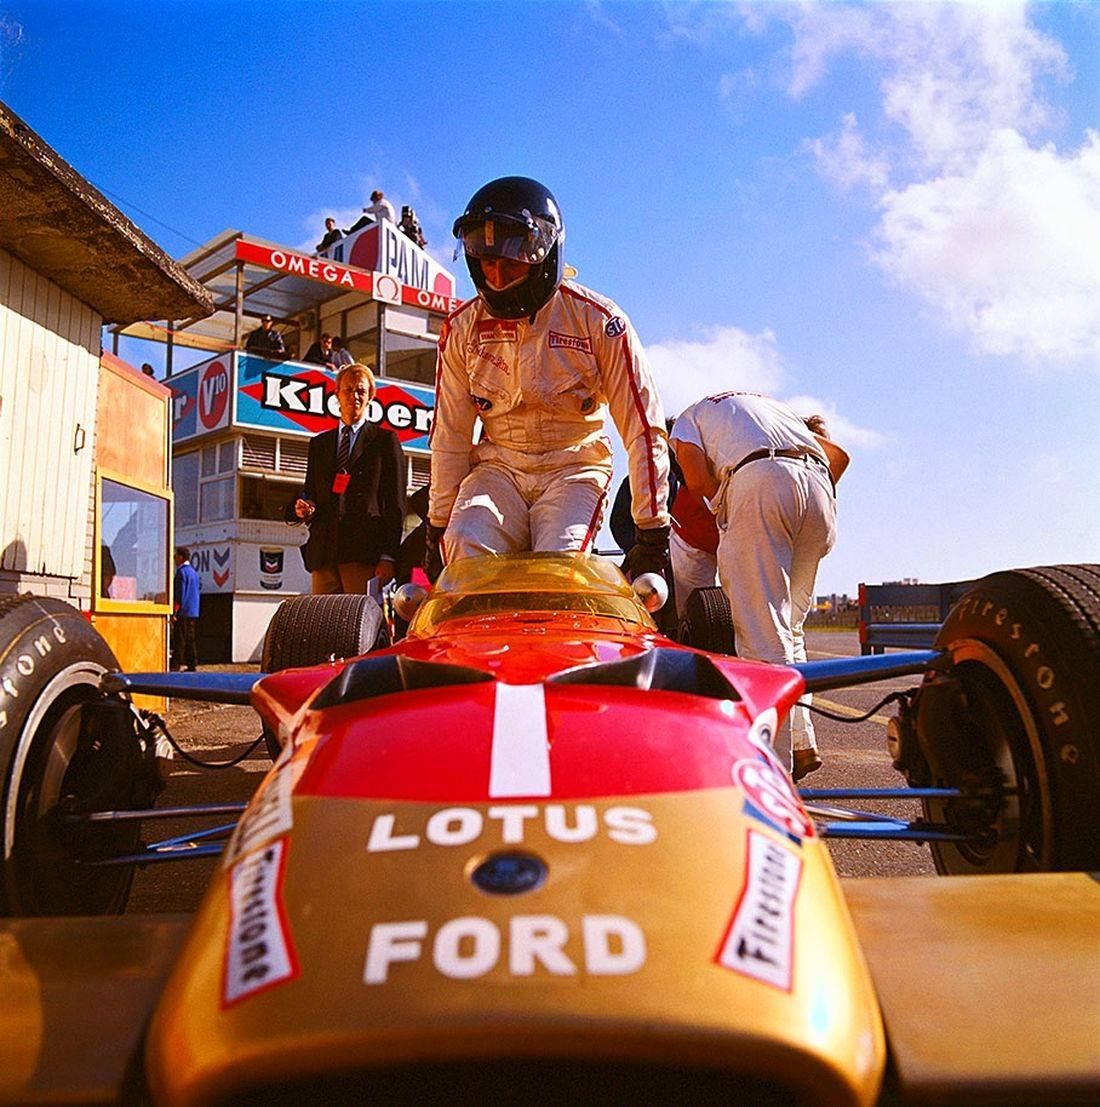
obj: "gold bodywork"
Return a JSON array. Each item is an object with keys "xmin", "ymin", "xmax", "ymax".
[{"xmin": 146, "ymin": 790, "xmax": 885, "ymax": 1106}]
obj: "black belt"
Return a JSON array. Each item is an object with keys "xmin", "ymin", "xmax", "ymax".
[{"xmin": 730, "ymin": 447, "xmax": 834, "ymax": 491}]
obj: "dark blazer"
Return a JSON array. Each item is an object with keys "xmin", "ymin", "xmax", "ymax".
[{"xmin": 291, "ymin": 423, "xmax": 407, "ymax": 571}]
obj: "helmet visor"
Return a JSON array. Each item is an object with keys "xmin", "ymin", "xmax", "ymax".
[{"xmin": 455, "ymin": 214, "xmax": 559, "ymax": 264}]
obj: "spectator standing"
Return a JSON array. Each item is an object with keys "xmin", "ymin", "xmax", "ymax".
[
  {"xmin": 245, "ymin": 314, "xmax": 287, "ymax": 359},
  {"xmin": 316, "ymin": 217, "xmax": 344, "ymax": 254},
  {"xmin": 427, "ymin": 176, "xmax": 670, "ymax": 582},
  {"xmin": 399, "ymin": 205, "xmax": 426, "ymax": 248},
  {"xmin": 330, "ymin": 336, "xmax": 355, "ymax": 367},
  {"xmin": 171, "ymin": 547, "xmax": 201, "ymax": 672},
  {"xmin": 670, "ymin": 392, "xmax": 848, "ymax": 781},
  {"xmin": 141, "ymin": 362, "xmax": 156, "ymax": 377},
  {"xmin": 365, "ymin": 189, "xmax": 397, "ymax": 222},
  {"xmin": 289, "ymin": 364, "xmax": 406, "ymax": 597},
  {"xmin": 303, "ymin": 333, "xmax": 336, "ymax": 367}
]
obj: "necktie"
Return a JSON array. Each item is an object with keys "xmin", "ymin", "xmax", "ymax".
[{"xmin": 336, "ymin": 425, "xmax": 352, "ymax": 471}]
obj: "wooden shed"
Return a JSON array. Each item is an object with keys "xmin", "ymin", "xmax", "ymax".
[{"xmin": 0, "ymin": 100, "xmax": 213, "ymax": 676}]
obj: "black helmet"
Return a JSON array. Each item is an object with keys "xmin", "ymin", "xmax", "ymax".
[{"xmin": 453, "ymin": 176, "xmax": 565, "ymax": 319}]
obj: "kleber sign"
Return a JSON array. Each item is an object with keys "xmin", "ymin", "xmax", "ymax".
[
  {"xmin": 237, "ymin": 355, "xmax": 434, "ymax": 453},
  {"xmin": 173, "ymin": 353, "xmax": 436, "ymax": 452},
  {"xmin": 236, "ymin": 235, "xmax": 461, "ymax": 316}
]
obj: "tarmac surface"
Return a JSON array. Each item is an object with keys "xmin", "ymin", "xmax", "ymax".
[{"xmin": 125, "ymin": 629, "xmax": 935, "ymax": 915}]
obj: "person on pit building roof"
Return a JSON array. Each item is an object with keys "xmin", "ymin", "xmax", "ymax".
[
  {"xmin": 364, "ymin": 189, "xmax": 396, "ymax": 222},
  {"xmin": 425, "ymin": 175, "xmax": 670, "ymax": 583},
  {"xmin": 399, "ymin": 205, "xmax": 426, "ymax": 248},
  {"xmin": 316, "ymin": 217, "xmax": 344, "ymax": 254}
]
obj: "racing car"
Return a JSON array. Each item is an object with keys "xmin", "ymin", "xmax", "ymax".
[{"xmin": 0, "ymin": 557, "xmax": 1096, "ymax": 1106}]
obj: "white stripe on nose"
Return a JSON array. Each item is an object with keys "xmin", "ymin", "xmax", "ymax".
[{"xmin": 489, "ymin": 683, "xmax": 551, "ymax": 798}]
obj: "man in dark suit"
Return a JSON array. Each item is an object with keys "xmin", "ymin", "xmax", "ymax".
[{"xmin": 290, "ymin": 364, "xmax": 407, "ymax": 595}]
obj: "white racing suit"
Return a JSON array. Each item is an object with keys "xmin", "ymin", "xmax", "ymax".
[{"xmin": 429, "ymin": 281, "xmax": 670, "ymax": 560}]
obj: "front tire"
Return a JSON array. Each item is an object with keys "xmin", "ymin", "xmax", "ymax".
[
  {"xmin": 916, "ymin": 565, "xmax": 1100, "ymax": 873},
  {"xmin": 0, "ymin": 595, "xmax": 142, "ymax": 914}
]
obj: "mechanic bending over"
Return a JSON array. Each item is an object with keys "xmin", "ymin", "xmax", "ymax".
[
  {"xmin": 670, "ymin": 393, "xmax": 849, "ymax": 782},
  {"xmin": 426, "ymin": 176, "xmax": 670, "ymax": 581}
]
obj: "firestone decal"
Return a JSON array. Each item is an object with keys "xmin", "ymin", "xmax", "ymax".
[
  {"xmin": 223, "ymin": 839, "xmax": 298, "ymax": 1006},
  {"xmin": 365, "ymin": 804, "xmax": 656, "ymax": 852},
  {"xmin": 364, "ymin": 914, "xmax": 646, "ymax": 984},
  {"xmin": 224, "ymin": 756, "xmax": 295, "ymax": 868},
  {"xmin": 548, "ymin": 331, "xmax": 592, "ymax": 354},
  {"xmin": 716, "ymin": 830, "xmax": 802, "ymax": 991}
]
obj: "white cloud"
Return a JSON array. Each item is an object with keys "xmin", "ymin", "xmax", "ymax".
[
  {"xmin": 583, "ymin": 0, "xmax": 627, "ymax": 39},
  {"xmin": 718, "ymin": 66, "xmax": 759, "ymax": 104},
  {"xmin": 785, "ymin": 2, "xmax": 1097, "ymax": 364},
  {"xmin": 805, "ymin": 112, "xmax": 890, "ymax": 191},
  {"xmin": 646, "ymin": 324, "xmax": 785, "ymax": 417},
  {"xmin": 872, "ymin": 3, "xmax": 1067, "ymax": 172},
  {"xmin": 1025, "ymin": 450, "xmax": 1070, "ymax": 487},
  {"xmin": 788, "ymin": 3, "xmax": 1066, "ymax": 168},
  {"xmin": 782, "ymin": 393, "xmax": 885, "ymax": 450},
  {"xmin": 787, "ymin": 2, "xmax": 876, "ymax": 100},
  {"xmin": 874, "ymin": 128, "xmax": 1100, "ymax": 362},
  {"xmin": 644, "ymin": 326, "xmax": 882, "ymax": 448}
]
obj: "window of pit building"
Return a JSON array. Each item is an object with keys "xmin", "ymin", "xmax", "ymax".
[
  {"xmin": 344, "ymin": 326, "xmax": 380, "ymax": 372},
  {"xmin": 98, "ymin": 476, "xmax": 171, "ymax": 607},
  {"xmin": 200, "ymin": 476, "xmax": 235, "ymax": 522},
  {"xmin": 383, "ymin": 330, "xmax": 437, "ymax": 386},
  {"xmin": 173, "ymin": 452, "xmax": 199, "ymax": 528},
  {"xmin": 174, "ymin": 446, "xmax": 237, "ymax": 525},
  {"xmin": 240, "ymin": 474, "xmax": 301, "ymax": 521}
]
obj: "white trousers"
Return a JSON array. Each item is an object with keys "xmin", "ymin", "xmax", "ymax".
[
  {"xmin": 444, "ymin": 459, "xmax": 610, "ymax": 561},
  {"xmin": 715, "ymin": 457, "xmax": 836, "ymax": 753},
  {"xmin": 670, "ymin": 529, "xmax": 718, "ymax": 619}
]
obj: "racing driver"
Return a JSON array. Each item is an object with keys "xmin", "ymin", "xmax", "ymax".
[{"xmin": 426, "ymin": 176, "xmax": 670, "ymax": 579}]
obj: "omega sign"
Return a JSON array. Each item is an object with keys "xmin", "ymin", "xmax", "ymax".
[
  {"xmin": 234, "ymin": 240, "xmax": 372, "ymax": 293},
  {"xmin": 234, "ymin": 238, "xmax": 460, "ymax": 315}
]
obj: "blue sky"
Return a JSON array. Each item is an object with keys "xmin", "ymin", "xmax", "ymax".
[{"xmin": 2, "ymin": 0, "xmax": 1098, "ymax": 595}]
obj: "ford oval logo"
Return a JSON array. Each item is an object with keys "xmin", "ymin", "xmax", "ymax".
[{"xmin": 472, "ymin": 851, "xmax": 547, "ymax": 895}]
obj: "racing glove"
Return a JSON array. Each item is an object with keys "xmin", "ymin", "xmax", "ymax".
[
  {"xmin": 621, "ymin": 524, "xmax": 670, "ymax": 580},
  {"xmin": 424, "ymin": 523, "xmax": 446, "ymax": 583}
]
